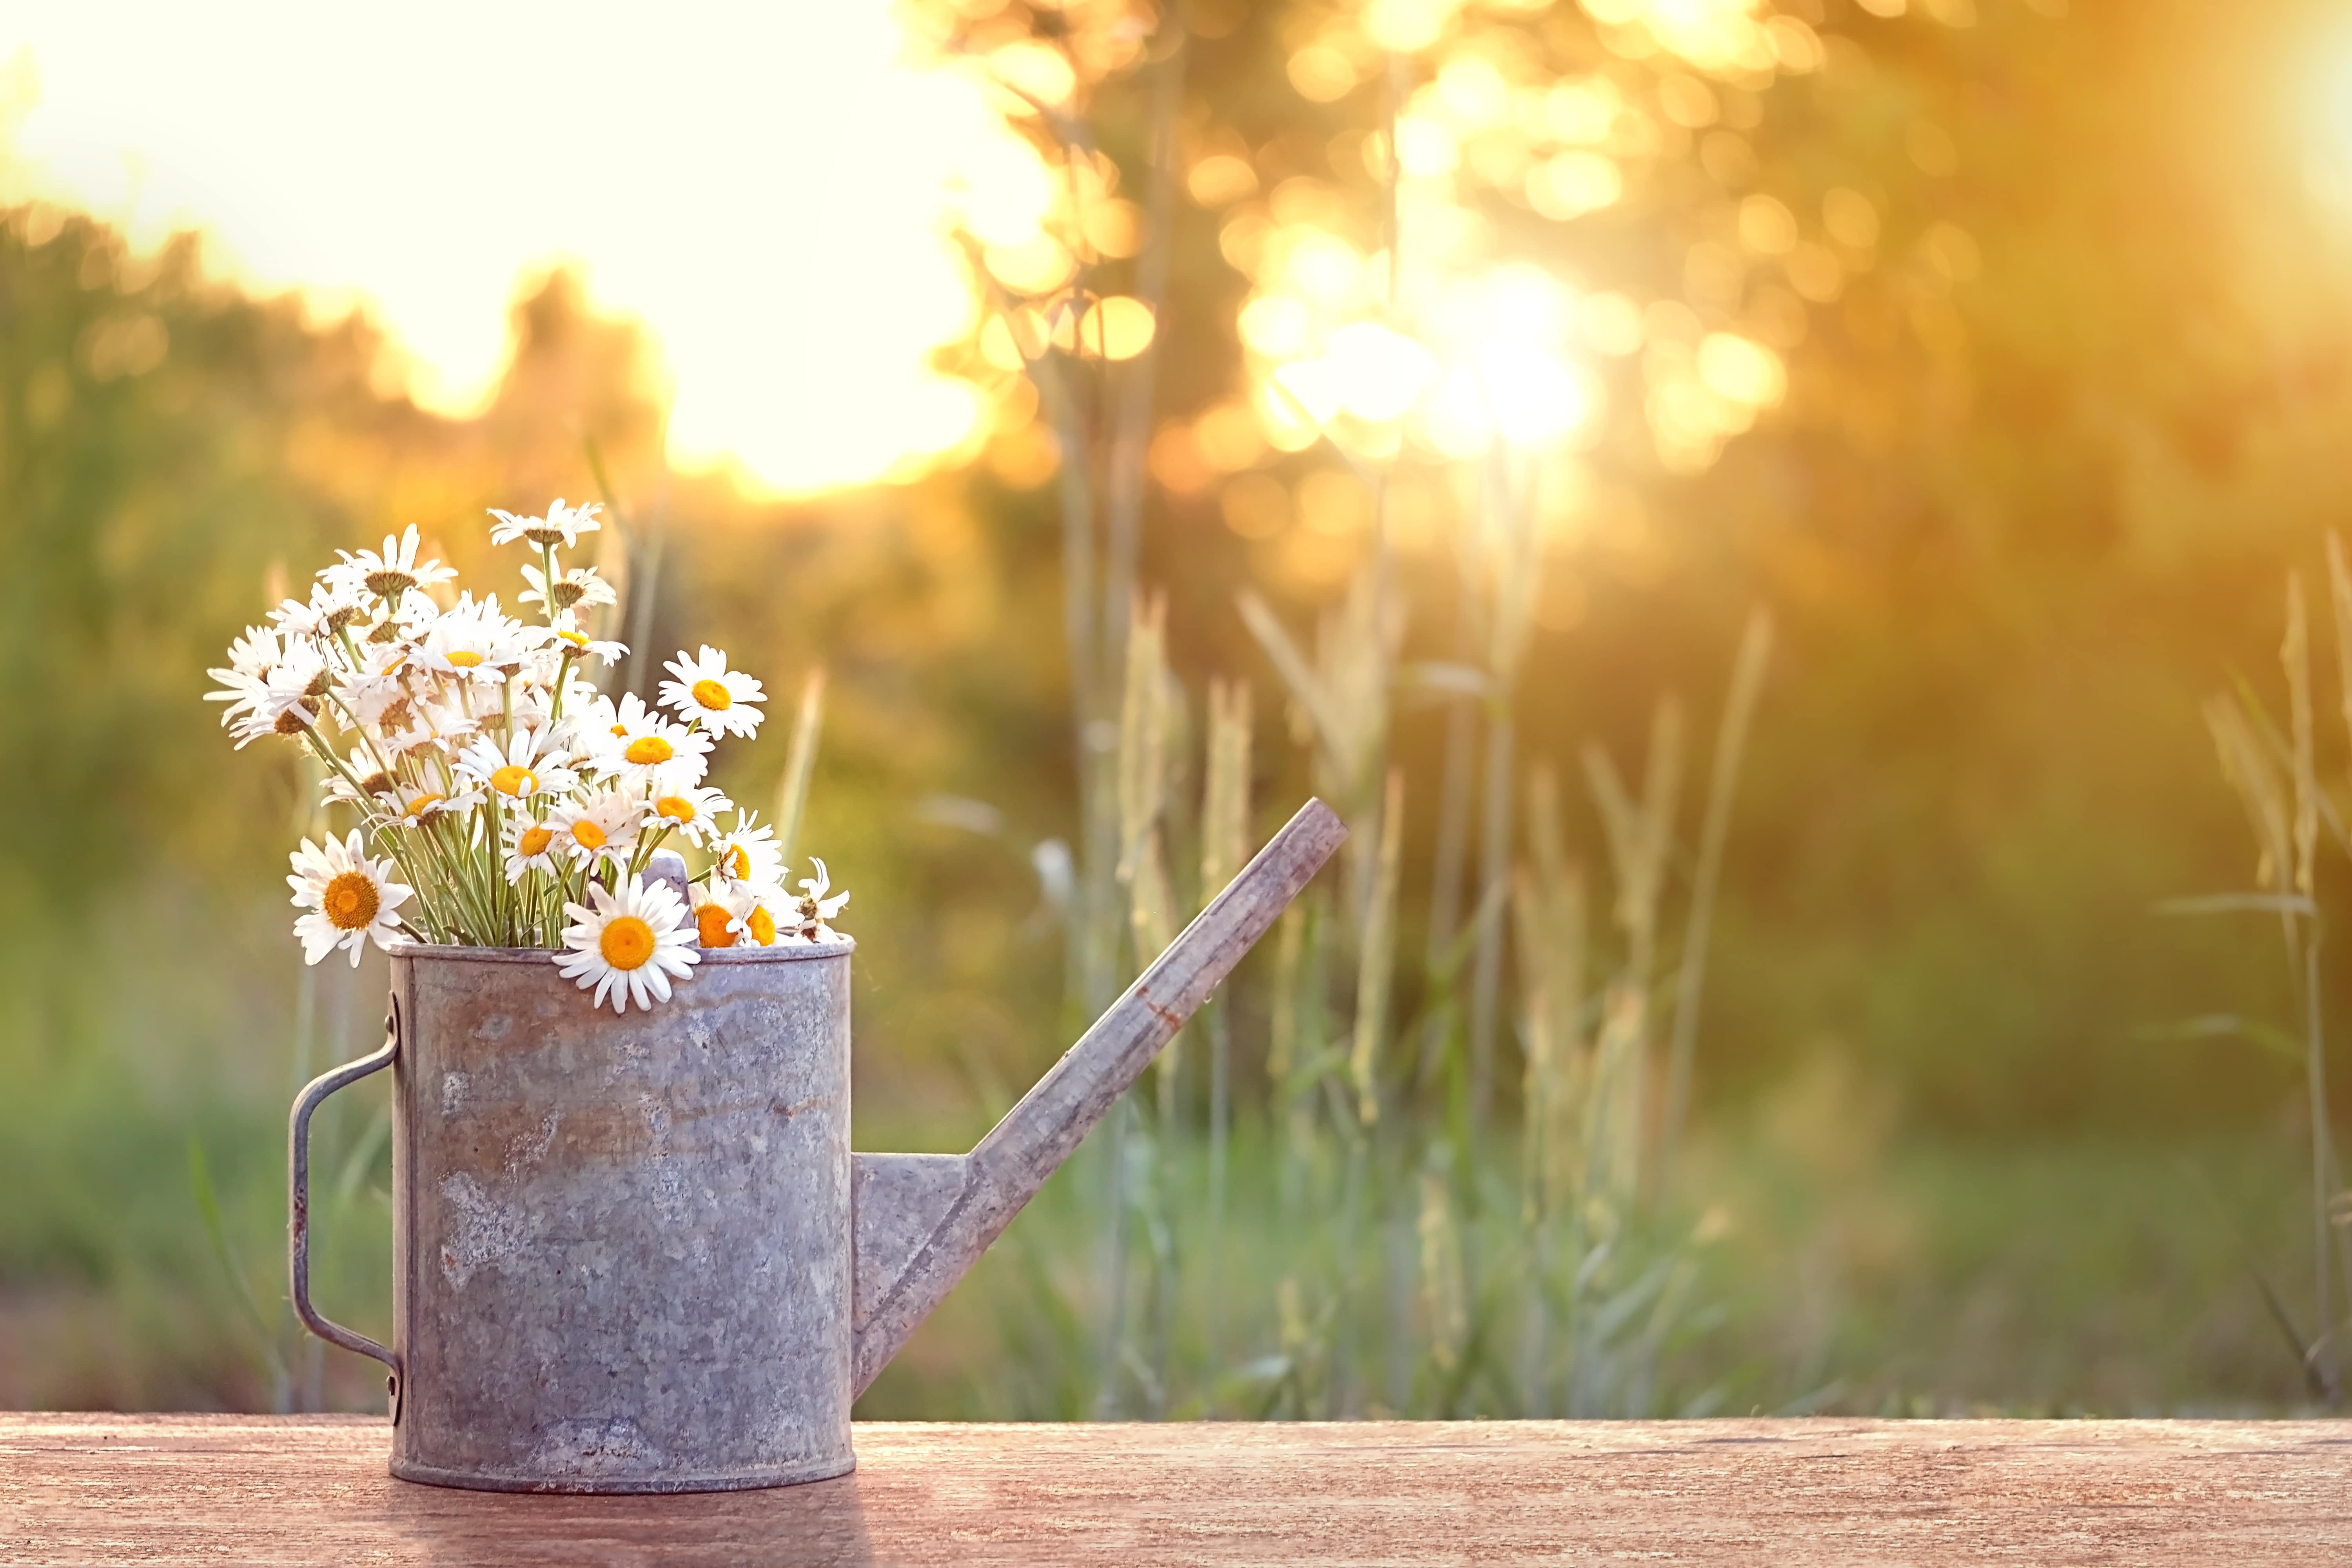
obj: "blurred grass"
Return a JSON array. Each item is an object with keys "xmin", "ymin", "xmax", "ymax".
[{"xmin": 858, "ymin": 1110, "xmax": 2323, "ymax": 1419}]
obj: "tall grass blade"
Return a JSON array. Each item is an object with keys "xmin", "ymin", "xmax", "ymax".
[
  {"xmin": 2330, "ymin": 532, "xmax": 2352, "ymax": 791},
  {"xmin": 1350, "ymin": 771, "xmax": 1405, "ymax": 1127},
  {"xmin": 771, "ymin": 669, "xmax": 828, "ymax": 868},
  {"xmin": 1200, "ymin": 677, "xmax": 1252, "ymax": 1385},
  {"xmin": 1661, "ymin": 608, "xmax": 1772, "ymax": 1187}
]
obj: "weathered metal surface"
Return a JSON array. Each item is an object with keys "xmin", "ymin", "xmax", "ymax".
[
  {"xmin": 387, "ymin": 938, "xmax": 856, "ymax": 1494},
  {"xmin": 288, "ymin": 796, "xmax": 1345, "ymax": 1495},
  {"xmin": 15, "ymin": 1416, "xmax": 2352, "ymax": 1566},
  {"xmin": 643, "ymin": 848, "xmax": 691, "ymax": 911},
  {"xmin": 849, "ymin": 797, "xmax": 1349, "ymax": 1394}
]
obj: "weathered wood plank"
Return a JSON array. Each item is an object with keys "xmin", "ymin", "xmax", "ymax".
[{"xmin": 5, "ymin": 1416, "xmax": 2352, "ymax": 1566}]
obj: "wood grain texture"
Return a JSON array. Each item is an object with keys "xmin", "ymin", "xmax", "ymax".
[{"xmin": 6, "ymin": 1416, "xmax": 2352, "ymax": 1566}]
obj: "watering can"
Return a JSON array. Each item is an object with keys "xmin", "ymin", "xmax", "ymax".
[{"xmin": 289, "ymin": 798, "xmax": 1345, "ymax": 1493}]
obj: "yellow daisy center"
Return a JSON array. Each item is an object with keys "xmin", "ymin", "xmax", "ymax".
[
  {"xmin": 748, "ymin": 905, "xmax": 777, "ymax": 946},
  {"xmin": 656, "ymin": 795, "xmax": 697, "ymax": 824},
  {"xmin": 624, "ymin": 736, "xmax": 673, "ymax": 766},
  {"xmin": 571, "ymin": 820, "xmax": 608, "ymax": 851},
  {"xmin": 691, "ymin": 678, "xmax": 733, "ymax": 711},
  {"xmin": 517, "ymin": 825, "xmax": 554, "ymax": 858},
  {"xmin": 611, "ymin": 723, "xmax": 628, "ymax": 736},
  {"xmin": 323, "ymin": 870, "xmax": 379, "ymax": 931},
  {"xmin": 695, "ymin": 904, "xmax": 736, "ymax": 947},
  {"xmin": 407, "ymin": 793, "xmax": 443, "ymax": 818},
  {"xmin": 599, "ymin": 915, "xmax": 655, "ymax": 971},
  {"xmin": 558, "ymin": 630, "xmax": 588, "ymax": 648},
  {"xmin": 725, "ymin": 845, "xmax": 751, "ymax": 879},
  {"xmin": 490, "ymin": 764, "xmax": 538, "ymax": 797},
  {"xmin": 445, "ymin": 650, "xmax": 484, "ymax": 668}
]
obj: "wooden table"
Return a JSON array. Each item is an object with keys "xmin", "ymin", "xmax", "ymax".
[{"xmin": 6, "ymin": 1414, "xmax": 2352, "ymax": 1564}]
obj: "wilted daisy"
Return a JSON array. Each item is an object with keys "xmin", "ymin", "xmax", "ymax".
[
  {"xmin": 488, "ymin": 497, "xmax": 602, "ymax": 550},
  {"xmin": 556, "ymin": 874, "xmax": 699, "ymax": 1013},
  {"xmin": 709, "ymin": 813, "xmax": 781, "ymax": 887},
  {"xmin": 288, "ymin": 831, "xmax": 414, "ymax": 966},
  {"xmin": 328, "ymin": 525, "xmax": 457, "ymax": 604},
  {"xmin": 501, "ymin": 813, "xmax": 563, "ymax": 883},
  {"xmin": 644, "ymin": 779, "xmax": 731, "ymax": 846},
  {"xmin": 659, "ymin": 646, "xmax": 765, "ymax": 739},
  {"xmin": 456, "ymin": 729, "xmax": 577, "ymax": 802},
  {"xmin": 548, "ymin": 789, "xmax": 643, "ymax": 867},
  {"xmin": 787, "ymin": 858, "xmax": 851, "ymax": 942}
]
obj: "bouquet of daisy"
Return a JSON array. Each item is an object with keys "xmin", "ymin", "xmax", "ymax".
[{"xmin": 207, "ymin": 500, "xmax": 848, "ymax": 1013}]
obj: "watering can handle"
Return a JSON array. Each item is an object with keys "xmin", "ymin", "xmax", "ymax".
[{"xmin": 290, "ymin": 998, "xmax": 404, "ymax": 1416}]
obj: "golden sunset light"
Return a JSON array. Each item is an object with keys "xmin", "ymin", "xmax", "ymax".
[{"xmin": 0, "ymin": 2, "xmax": 1005, "ymax": 495}]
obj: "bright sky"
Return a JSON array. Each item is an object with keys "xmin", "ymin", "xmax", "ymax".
[{"xmin": 0, "ymin": 1, "xmax": 997, "ymax": 495}]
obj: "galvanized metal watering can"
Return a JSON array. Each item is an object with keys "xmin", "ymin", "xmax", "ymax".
[{"xmin": 289, "ymin": 799, "xmax": 1344, "ymax": 1493}]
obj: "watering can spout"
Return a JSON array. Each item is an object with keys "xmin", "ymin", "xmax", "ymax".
[{"xmin": 848, "ymin": 797, "xmax": 1347, "ymax": 1395}]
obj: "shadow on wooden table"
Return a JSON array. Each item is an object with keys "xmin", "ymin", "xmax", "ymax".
[{"xmin": 381, "ymin": 1472, "xmax": 878, "ymax": 1565}]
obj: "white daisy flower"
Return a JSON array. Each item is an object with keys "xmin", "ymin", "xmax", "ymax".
[
  {"xmin": 728, "ymin": 880, "xmax": 791, "ymax": 947},
  {"xmin": 271, "ymin": 581, "xmax": 366, "ymax": 640},
  {"xmin": 690, "ymin": 879, "xmax": 749, "ymax": 948},
  {"xmin": 556, "ymin": 874, "xmax": 698, "ymax": 1013},
  {"xmin": 786, "ymin": 857, "xmax": 850, "ymax": 942},
  {"xmin": 558, "ymin": 687, "xmax": 619, "ymax": 740},
  {"xmin": 550, "ymin": 616, "xmax": 629, "ymax": 668},
  {"xmin": 658, "ymin": 646, "xmax": 765, "ymax": 739},
  {"xmin": 643, "ymin": 779, "xmax": 731, "ymax": 846},
  {"xmin": 219, "ymin": 624, "xmax": 283, "ymax": 678},
  {"xmin": 547, "ymin": 789, "xmax": 644, "ymax": 867},
  {"xmin": 323, "ymin": 749, "xmax": 399, "ymax": 809},
  {"xmin": 327, "ymin": 525, "xmax": 457, "ymax": 604},
  {"xmin": 488, "ymin": 497, "xmax": 602, "ymax": 550},
  {"xmin": 420, "ymin": 593, "xmax": 537, "ymax": 681},
  {"xmin": 708, "ymin": 812, "xmax": 781, "ymax": 887},
  {"xmin": 592, "ymin": 694, "xmax": 712, "ymax": 785},
  {"xmin": 203, "ymin": 660, "xmax": 273, "ymax": 733},
  {"xmin": 502, "ymin": 812, "xmax": 563, "ymax": 883},
  {"xmin": 288, "ymin": 831, "xmax": 414, "ymax": 967},
  {"xmin": 226, "ymin": 698, "xmax": 321, "ymax": 749},
  {"xmin": 521, "ymin": 563, "xmax": 618, "ymax": 617},
  {"xmin": 386, "ymin": 785, "xmax": 481, "ymax": 828},
  {"xmin": 211, "ymin": 641, "xmax": 330, "ymax": 748},
  {"xmin": 378, "ymin": 697, "xmax": 477, "ymax": 756},
  {"xmin": 455, "ymin": 728, "xmax": 578, "ymax": 802},
  {"xmin": 343, "ymin": 662, "xmax": 417, "ymax": 728}
]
